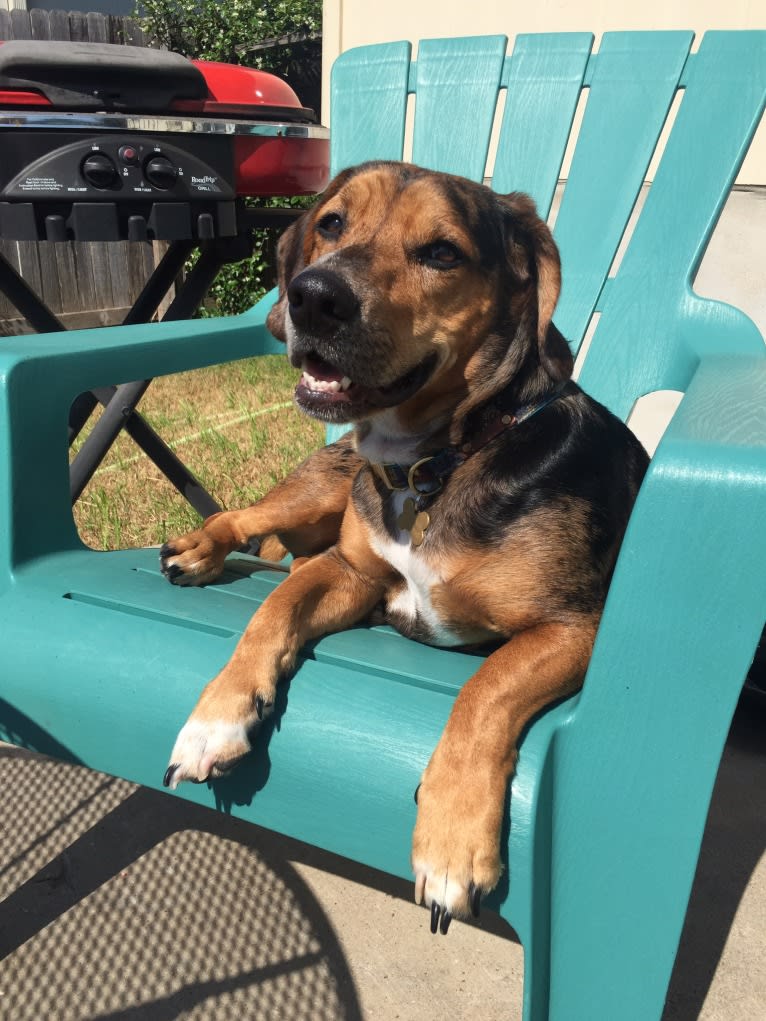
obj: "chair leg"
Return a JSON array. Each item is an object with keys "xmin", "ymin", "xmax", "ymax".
[{"xmin": 543, "ymin": 708, "xmax": 737, "ymax": 1020}]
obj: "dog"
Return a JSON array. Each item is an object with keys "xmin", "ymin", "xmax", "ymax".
[{"xmin": 159, "ymin": 161, "xmax": 649, "ymax": 934}]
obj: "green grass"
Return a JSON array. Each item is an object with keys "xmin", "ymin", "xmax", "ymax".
[{"xmin": 71, "ymin": 354, "xmax": 324, "ymax": 550}]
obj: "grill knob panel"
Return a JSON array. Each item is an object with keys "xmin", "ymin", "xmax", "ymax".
[
  {"xmin": 81, "ymin": 153, "xmax": 118, "ymax": 189},
  {"xmin": 144, "ymin": 156, "xmax": 179, "ymax": 190}
]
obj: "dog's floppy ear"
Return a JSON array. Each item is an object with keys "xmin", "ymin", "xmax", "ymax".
[
  {"xmin": 500, "ymin": 192, "xmax": 573, "ymax": 382},
  {"xmin": 265, "ymin": 211, "xmax": 312, "ymax": 342}
]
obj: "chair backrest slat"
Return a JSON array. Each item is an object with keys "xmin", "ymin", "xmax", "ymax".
[
  {"xmin": 552, "ymin": 31, "xmax": 693, "ymax": 350},
  {"xmin": 330, "ymin": 40, "xmax": 412, "ymax": 175},
  {"xmin": 578, "ymin": 31, "xmax": 766, "ymax": 417},
  {"xmin": 410, "ymin": 35, "xmax": 507, "ymax": 180},
  {"xmin": 492, "ymin": 32, "xmax": 593, "ymax": 218}
]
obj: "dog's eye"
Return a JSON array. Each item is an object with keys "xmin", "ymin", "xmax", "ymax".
[
  {"xmin": 418, "ymin": 241, "xmax": 464, "ymax": 269},
  {"xmin": 317, "ymin": 212, "xmax": 344, "ymax": 239}
]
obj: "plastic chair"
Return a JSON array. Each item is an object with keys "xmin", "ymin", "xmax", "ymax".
[{"xmin": 1, "ymin": 30, "xmax": 764, "ymax": 1020}]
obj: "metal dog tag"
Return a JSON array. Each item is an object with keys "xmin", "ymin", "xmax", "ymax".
[{"xmin": 397, "ymin": 497, "xmax": 431, "ymax": 547}]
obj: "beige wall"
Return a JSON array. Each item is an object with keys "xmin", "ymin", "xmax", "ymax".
[{"xmin": 322, "ymin": 0, "xmax": 765, "ymax": 184}]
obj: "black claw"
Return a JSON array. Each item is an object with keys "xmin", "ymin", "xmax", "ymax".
[
  {"xmin": 469, "ymin": 881, "xmax": 482, "ymax": 918},
  {"xmin": 430, "ymin": 901, "xmax": 440, "ymax": 934},
  {"xmin": 413, "ymin": 783, "xmax": 420, "ymax": 805},
  {"xmin": 163, "ymin": 764, "xmax": 178, "ymax": 788},
  {"xmin": 440, "ymin": 910, "xmax": 452, "ymax": 935},
  {"xmin": 159, "ymin": 543, "xmax": 177, "ymax": 559},
  {"xmin": 162, "ymin": 563, "xmax": 184, "ymax": 583},
  {"xmin": 255, "ymin": 695, "xmax": 264, "ymax": 721}
]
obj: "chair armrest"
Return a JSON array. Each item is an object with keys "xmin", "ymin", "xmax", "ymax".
[
  {"xmin": 586, "ymin": 352, "xmax": 766, "ymax": 714},
  {"xmin": 0, "ymin": 288, "xmax": 282, "ymax": 392},
  {"xmin": 545, "ymin": 352, "xmax": 766, "ymax": 1015},
  {"xmin": 0, "ymin": 290, "xmax": 282, "ymax": 568}
]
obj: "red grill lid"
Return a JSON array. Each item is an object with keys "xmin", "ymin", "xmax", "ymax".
[{"xmin": 174, "ymin": 60, "xmax": 317, "ymax": 122}]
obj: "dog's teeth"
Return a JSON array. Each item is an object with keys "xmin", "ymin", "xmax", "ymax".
[{"xmin": 301, "ymin": 370, "xmax": 349, "ymax": 394}]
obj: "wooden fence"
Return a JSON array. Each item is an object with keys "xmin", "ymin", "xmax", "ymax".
[
  {"xmin": 0, "ymin": 10, "xmax": 157, "ymax": 334},
  {"xmin": 0, "ymin": 7, "xmax": 148, "ymax": 46}
]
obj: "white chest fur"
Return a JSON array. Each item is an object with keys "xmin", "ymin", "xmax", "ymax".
[{"xmin": 370, "ymin": 492, "xmax": 465, "ymax": 647}]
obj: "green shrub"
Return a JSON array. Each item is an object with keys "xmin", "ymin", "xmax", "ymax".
[{"xmin": 135, "ymin": 0, "xmax": 321, "ymax": 68}]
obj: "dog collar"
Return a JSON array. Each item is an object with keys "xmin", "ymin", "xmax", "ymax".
[{"xmin": 370, "ymin": 379, "xmax": 576, "ymax": 498}]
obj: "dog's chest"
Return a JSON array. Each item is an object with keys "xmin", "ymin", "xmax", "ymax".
[{"xmin": 371, "ymin": 492, "xmax": 465, "ymax": 647}]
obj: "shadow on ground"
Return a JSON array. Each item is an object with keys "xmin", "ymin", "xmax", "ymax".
[
  {"xmin": 0, "ymin": 750, "xmax": 363, "ymax": 1020},
  {"xmin": 0, "ymin": 691, "xmax": 763, "ymax": 1020},
  {"xmin": 663, "ymin": 691, "xmax": 766, "ymax": 1020}
]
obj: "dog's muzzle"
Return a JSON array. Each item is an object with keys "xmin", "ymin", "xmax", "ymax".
[{"xmin": 286, "ymin": 265, "xmax": 436, "ymax": 425}]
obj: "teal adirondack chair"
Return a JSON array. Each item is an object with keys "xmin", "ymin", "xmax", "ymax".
[{"xmin": 1, "ymin": 30, "xmax": 765, "ymax": 1020}]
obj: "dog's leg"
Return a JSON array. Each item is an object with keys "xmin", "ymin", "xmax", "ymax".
[
  {"xmin": 160, "ymin": 437, "xmax": 364, "ymax": 585},
  {"xmin": 412, "ymin": 617, "xmax": 597, "ymax": 931},
  {"xmin": 163, "ymin": 541, "xmax": 390, "ymax": 787}
]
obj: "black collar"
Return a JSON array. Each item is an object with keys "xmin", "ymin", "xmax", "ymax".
[{"xmin": 369, "ymin": 379, "xmax": 576, "ymax": 503}]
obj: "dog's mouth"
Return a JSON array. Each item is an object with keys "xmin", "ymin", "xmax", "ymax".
[{"xmin": 295, "ymin": 352, "xmax": 438, "ymax": 423}]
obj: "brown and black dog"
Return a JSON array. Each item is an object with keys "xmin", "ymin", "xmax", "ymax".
[{"xmin": 159, "ymin": 161, "xmax": 648, "ymax": 933}]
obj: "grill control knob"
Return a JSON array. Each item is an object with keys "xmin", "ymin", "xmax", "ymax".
[
  {"xmin": 81, "ymin": 152, "xmax": 118, "ymax": 189},
  {"xmin": 144, "ymin": 156, "xmax": 179, "ymax": 190}
]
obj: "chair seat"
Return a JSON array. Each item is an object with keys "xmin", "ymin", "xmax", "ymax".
[{"xmin": 2, "ymin": 544, "xmax": 576, "ymax": 934}]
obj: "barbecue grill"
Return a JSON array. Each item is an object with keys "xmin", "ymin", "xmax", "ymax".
[
  {"xmin": 0, "ymin": 39, "xmax": 329, "ymax": 521},
  {"xmin": 0, "ymin": 39, "xmax": 329, "ymax": 242}
]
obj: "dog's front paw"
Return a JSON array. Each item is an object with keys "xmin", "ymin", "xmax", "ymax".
[
  {"xmin": 412, "ymin": 744, "xmax": 509, "ymax": 934},
  {"xmin": 163, "ymin": 678, "xmax": 277, "ymax": 789},
  {"xmin": 159, "ymin": 528, "xmax": 229, "ymax": 586},
  {"xmin": 162, "ymin": 717, "xmax": 252, "ymax": 789}
]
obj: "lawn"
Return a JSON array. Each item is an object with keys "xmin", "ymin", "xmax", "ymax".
[{"xmin": 70, "ymin": 355, "xmax": 324, "ymax": 550}]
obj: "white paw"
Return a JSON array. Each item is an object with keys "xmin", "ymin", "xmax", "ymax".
[{"xmin": 163, "ymin": 718, "xmax": 252, "ymax": 789}]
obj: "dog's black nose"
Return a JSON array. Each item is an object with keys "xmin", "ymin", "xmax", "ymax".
[{"xmin": 287, "ymin": 268, "xmax": 359, "ymax": 335}]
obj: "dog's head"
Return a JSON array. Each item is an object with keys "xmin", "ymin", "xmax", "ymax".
[{"xmin": 266, "ymin": 161, "xmax": 572, "ymax": 431}]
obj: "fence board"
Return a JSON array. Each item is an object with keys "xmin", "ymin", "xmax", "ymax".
[
  {"xmin": 72, "ymin": 242, "xmax": 100, "ymax": 313},
  {"xmin": 37, "ymin": 243, "xmax": 64, "ymax": 313},
  {"xmin": 67, "ymin": 11, "xmax": 88, "ymax": 45},
  {"xmin": 9, "ymin": 8, "xmax": 31, "ymax": 39},
  {"xmin": 53, "ymin": 242, "xmax": 79, "ymax": 312},
  {"xmin": 86, "ymin": 11, "xmax": 108, "ymax": 44},
  {"xmin": 30, "ymin": 8, "xmax": 52, "ymax": 40},
  {"xmin": 107, "ymin": 244, "xmax": 131, "ymax": 308},
  {"xmin": 47, "ymin": 10, "xmax": 71, "ymax": 42},
  {"xmin": 16, "ymin": 242, "xmax": 44, "ymax": 301}
]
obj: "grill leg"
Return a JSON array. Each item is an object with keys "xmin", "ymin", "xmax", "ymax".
[{"xmin": 68, "ymin": 237, "xmax": 252, "ymax": 509}]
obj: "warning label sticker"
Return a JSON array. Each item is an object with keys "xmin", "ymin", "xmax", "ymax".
[{"xmin": 20, "ymin": 177, "xmax": 63, "ymax": 193}]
